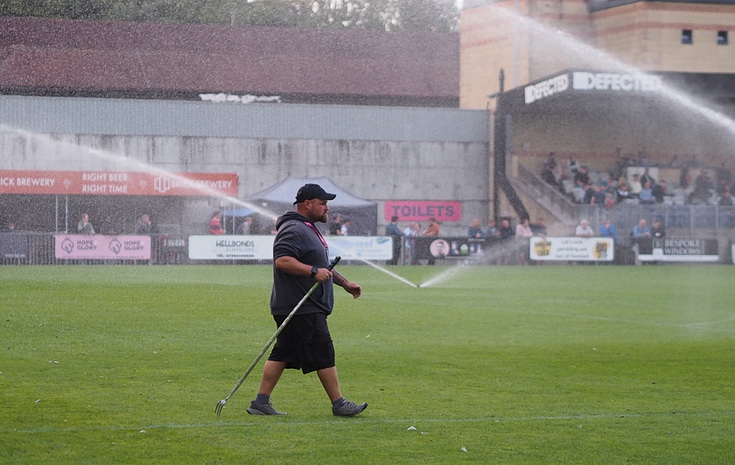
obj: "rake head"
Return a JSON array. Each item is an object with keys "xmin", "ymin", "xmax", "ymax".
[{"xmin": 214, "ymin": 399, "xmax": 227, "ymax": 416}]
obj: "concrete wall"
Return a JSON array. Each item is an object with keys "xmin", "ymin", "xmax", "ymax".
[{"xmin": 0, "ymin": 96, "xmax": 491, "ymax": 236}]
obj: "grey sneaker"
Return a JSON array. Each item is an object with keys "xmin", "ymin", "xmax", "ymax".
[
  {"xmin": 332, "ymin": 399, "xmax": 368, "ymax": 417},
  {"xmin": 247, "ymin": 400, "xmax": 286, "ymax": 415}
]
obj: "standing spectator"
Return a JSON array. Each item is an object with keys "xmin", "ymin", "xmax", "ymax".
[
  {"xmin": 77, "ymin": 213, "xmax": 95, "ymax": 235},
  {"xmin": 339, "ymin": 219, "xmax": 351, "ymax": 236},
  {"xmin": 135, "ymin": 214, "xmax": 152, "ymax": 234},
  {"xmin": 718, "ymin": 186, "xmax": 734, "ymax": 206},
  {"xmin": 3, "ymin": 222, "xmax": 16, "ymax": 233},
  {"xmin": 423, "ymin": 218, "xmax": 440, "ymax": 237},
  {"xmin": 403, "ymin": 222, "xmax": 421, "ymax": 265},
  {"xmin": 515, "ymin": 218, "xmax": 533, "ymax": 238},
  {"xmin": 629, "ymin": 173, "xmax": 642, "ymax": 197},
  {"xmin": 483, "ymin": 219, "xmax": 500, "ymax": 239},
  {"xmin": 384, "ymin": 215, "xmax": 403, "ymax": 265},
  {"xmin": 651, "ymin": 218, "xmax": 666, "ymax": 238},
  {"xmin": 236, "ymin": 217, "xmax": 253, "ymax": 235},
  {"xmin": 575, "ymin": 219, "xmax": 594, "ymax": 237},
  {"xmin": 639, "ymin": 168, "xmax": 656, "ymax": 187},
  {"xmin": 653, "ymin": 179, "xmax": 667, "ymax": 203},
  {"xmin": 530, "ymin": 218, "xmax": 548, "ymax": 237},
  {"xmin": 498, "ymin": 218, "xmax": 514, "ymax": 240},
  {"xmin": 631, "ymin": 218, "xmax": 651, "ymax": 238},
  {"xmin": 99, "ymin": 215, "xmax": 118, "ymax": 235},
  {"xmin": 327, "ymin": 213, "xmax": 343, "ymax": 235},
  {"xmin": 599, "ymin": 218, "xmax": 618, "ymax": 241},
  {"xmin": 541, "ymin": 152, "xmax": 559, "ymax": 186},
  {"xmin": 209, "ymin": 212, "xmax": 224, "ymax": 235}
]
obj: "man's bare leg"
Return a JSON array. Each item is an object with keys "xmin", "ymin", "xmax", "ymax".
[
  {"xmin": 316, "ymin": 366, "xmax": 342, "ymax": 402},
  {"xmin": 257, "ymin": 360, "xmax": 286, "ymax": 396}
]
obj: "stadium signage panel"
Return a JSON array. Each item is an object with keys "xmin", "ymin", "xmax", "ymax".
[
  {"xmin": 637, "ymin": 238, "xmax": 719, "ymax": 262},
  {"xmin": 188, "ymin": 235, "xmax": 392, "ymax": 261},
  {"xmin": 384, "ymin": 201, "xmax": 461, "ymax": 222},
  {"xmin": 524, "ymin": 73, "xmax": 569, "ymax": 104},
  {"xmin": 0, "ymin": 170, "xmax": 238, "ymax": 197},
  {"xmin": 0, "ymin": 235, "xmax": 28, "ymax": 259},
  {"xmin": 572, "ymin": 72, "xmax": 662, "ymax": 92},
  {"xmin": 529, "ymin": 236, "xmax": 614, "ymax": 262},
  {"xmin": 54, "ymin": 235, "xmax": 151, "ymax": 260}
]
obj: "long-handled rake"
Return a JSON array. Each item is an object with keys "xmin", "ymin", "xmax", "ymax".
[{"xmin": 215, "ymin": 256, "xmax": 341, "ymax": 416}]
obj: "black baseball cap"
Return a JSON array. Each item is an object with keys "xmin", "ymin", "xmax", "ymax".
[{"xmin": 293, "ymin": 183, "xmax": 337, "ymax": 204}]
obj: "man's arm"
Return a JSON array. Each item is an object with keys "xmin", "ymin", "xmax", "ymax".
[{"xmin": 333, "ymin": 270, "xmax": 362, "ymax": 299}]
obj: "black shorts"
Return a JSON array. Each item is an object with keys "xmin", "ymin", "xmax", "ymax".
[{"xmin": 267, "ymin": 312, "xmax": 335, "ymax": 374}]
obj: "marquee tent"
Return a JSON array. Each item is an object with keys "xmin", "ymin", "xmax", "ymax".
[{"xmin": 247, "ymin": 177, "xmax": 377, "ymax": 235}]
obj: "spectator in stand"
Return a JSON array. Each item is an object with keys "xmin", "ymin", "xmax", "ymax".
[
  {"xmin": 77, "ymin": 213, "xmax": 95, "ymax": 235},
  {"xmin": 616, "ymin": 182, "xmax": 633, "ymax": 204},
  {"xmin": 483, "ymin": 219, "xmax": 500, "ymax": 239},
  {"xmin": 689, "ymin": 170, "xmax": 715, "ymax": 204},
  {"xmin": 718, "ymin": 185, "xmax": 734, "ymax": 206},
  {"xmin": 638, "ymin": 181, "xmax": 656, "ymax": 205},
  {"xmin": 403, "ymin": 222, "xmax": 421, "ymax": 265},
  {"xmin": 515, "ymin": 218, "xmax": 533, "ymax": 238},
  {"xmin": 209, "ymin": 212, "xmax": 223, "ymax": 235},
  {"xmin": 629, "ymin": 173, "xmax": 642, "ymax": 198},
  {"xmin": 3, "ymin": 222, "xmax": 16, "ymax": 233},
  {"xmin": 653, "ymin": 179, "xmax": 667, "ymax": 203},
  {"xmin": 530, "ymin": 218, "xmax": 548, "ymax": 237},
  {"xmin": 541, "ymin": 152, "xmax": 559, "ymax": 186},
  {"xmin": 590, "ymin": 184, "xmax": 607, "ymax": 206},
  {"xmin": 639, "ymin": 168, "xmax": 656, "ymax": 187},
  {"xmin": 651, "ymin": 218, "xmax": 665, "ymax": 238},
  {"xmin": 575, "ymin": 219, "xmax": 594, "ymax": 237},
  {"xmin": 498, "ymin": 218, "xmax": 514, "ymax": 240},
  {"xmin": 631, "ymin": 218, "xmax": 652, "ymax": 238},
  {"xmin": 599, "ymin": 218, "xmax": 618, "ymax": 241},
  {"xmin": 423, "ymin": 217, "xmax": 440, "ymax": 237},
  {"xmin": 467, "ymin": 218, "xmax": 484, "ymax": 254}
]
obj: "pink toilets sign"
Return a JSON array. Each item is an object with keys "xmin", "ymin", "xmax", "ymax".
[{"xmin": 55, "ymin": 235, "xmax": 151, "ymax": 260}]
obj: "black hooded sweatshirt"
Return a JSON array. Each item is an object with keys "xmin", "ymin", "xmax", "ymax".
[{"xmin": 270, "ymin": 211, "xmax": 334, "ymax": 316}]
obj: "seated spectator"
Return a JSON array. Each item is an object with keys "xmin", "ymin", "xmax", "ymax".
[
  {"xmin": 575, "ymin": 219, "xmax": 594, "ymax": 237},
  {"xmin": 498, "ymin": 218, "xmax": 515, "ymax": 240},
  {"xmin": 590, "ymin": 184, "xmax": 608, "ymax": 206},
  {"xmin": 574, "ymin": 165, "xmax": 591, "ymax": 187},
  {"xmin": 599, "ymin": 218, "xmax": 618, "ymax": 241},
  {"xmin": 651, "ymin": 218, "xmax": 665, "ymax": 238},
  {"xmin": 631, "ymin": 218, "xmax": 651, "ymax": 238},
  {"xmin": 483, "ymin": 220, "xmax": 500, "ymax": 239},
  {"xmin": 629, "ymin": 173, "xmax": 642, "ymax": 197},
  {"xmin": 530, "ymin": 218, "xmax": 548, "ymax": 237},
  {"xmin": 652, "ymin": 179, "xmax": 667, "ymax": 203},
  {"xmin": 616, "ymin": 182, "xmax": 633, "ymax": 203},
  {"xmin": 638, "ymin": 181, "xmax": 656, "ymax": 205},
  {"xmin": 515, "ymin": 218, "xmax": 533, "ymax": 238},
  {"xmin": 718, "ymin": 186, "xmax": 734, "ymax": 206}
]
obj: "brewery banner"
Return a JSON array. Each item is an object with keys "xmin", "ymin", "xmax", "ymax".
[
  {"xmin": 189, "ymin": 235, "xmax": 393, "ymax": 261},
  {"xmin": 529, "ymin": 236, "xmax": 615, "ymax": 262},
  {"xmin": 637, "ymin": 238, "xmax": 719, "ymax": 262},
  {"xmin": 0, "ymin": 170, "xmax": 238, "ymax": 197}
]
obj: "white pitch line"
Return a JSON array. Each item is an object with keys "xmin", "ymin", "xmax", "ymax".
[{"xmin": 4, "ymin": 410, "xmax": 733, "ymax": 435}]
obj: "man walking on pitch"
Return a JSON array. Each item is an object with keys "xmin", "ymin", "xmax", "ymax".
[{"xmin": 247, "ymin": 183, "xmax": 367, "ymax": 417}]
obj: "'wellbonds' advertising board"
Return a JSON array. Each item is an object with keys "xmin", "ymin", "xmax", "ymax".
[{"xmin": 188, "ymin": 236, "xmax": 393, "ymax": 261}]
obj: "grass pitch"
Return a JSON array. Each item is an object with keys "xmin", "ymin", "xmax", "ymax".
[{"xmin": 1, "ymin": 264, "xmax": 734, "ymax": 464}]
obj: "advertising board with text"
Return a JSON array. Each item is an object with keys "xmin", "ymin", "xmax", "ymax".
[
  {"xmin": 55, "ymin": 235, "xmax": 151, "ymax": 260},
  {"xmin": 529, "ymin": 236, "xmax": 615, "ymax": 262}
]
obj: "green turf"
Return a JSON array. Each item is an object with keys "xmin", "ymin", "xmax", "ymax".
[{"xmin": 1, "ymin": 264, "xmax": 734, "ymax": 464}]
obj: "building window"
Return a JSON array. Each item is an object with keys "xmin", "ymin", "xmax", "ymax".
[
  {"xmin": 717, "ymin": 30, "xmax": 729, "ymax": 45},
  {"xmin": 682, "ymin": 29, "xmax": 693, "ymax": 44}
]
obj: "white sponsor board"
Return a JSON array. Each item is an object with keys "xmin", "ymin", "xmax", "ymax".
[
  {"xmin": 188, "ymin": 235, "xmax": 393, "ymax": 261},
  {"xmin": 326, "ymin": 237, "xmax": 393, "ymax": 260},
  {"xmin": 189, "ymin": 235, "xmax": 274, "ymax": 260},
  {"xmin": 529, "ymin": 236, "xmax": 615, "ymax": 262}
]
